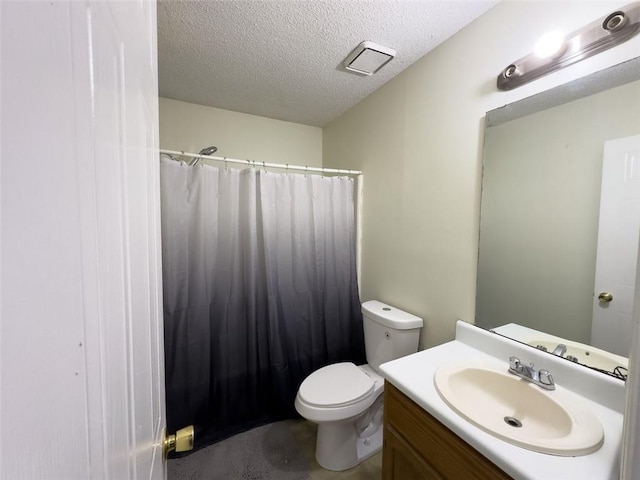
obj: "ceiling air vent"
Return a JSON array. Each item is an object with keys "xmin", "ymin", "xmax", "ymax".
[{"xmin": 344, "ymin": 41, "xmax": 395, "ymax": 76}]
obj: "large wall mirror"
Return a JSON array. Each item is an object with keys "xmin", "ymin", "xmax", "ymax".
[{"xmin": 477, "ymin": 57, "xmax": 640, "ymax": 379}]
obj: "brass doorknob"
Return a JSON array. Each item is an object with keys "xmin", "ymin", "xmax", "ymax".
[
  {"xmin": 598, "ymin": 292, "xmax": 613, "ymax": 303},
  {"xmin": 163, "ymin": 425, "xmax": 194, "ymax": 460}
]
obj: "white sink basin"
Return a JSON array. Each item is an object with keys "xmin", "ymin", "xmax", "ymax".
[
  {"xmin": 527, "ymin": 339, "xmax": 628, "ymax": 374},
  {"xmin": 434, "ymin": 361, "xmax": 604, "ymax": 456}
]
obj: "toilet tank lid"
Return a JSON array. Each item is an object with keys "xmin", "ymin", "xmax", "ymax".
[{"xmin": 361, "ymin": 300, "xmax": 423, "ymax": 329}]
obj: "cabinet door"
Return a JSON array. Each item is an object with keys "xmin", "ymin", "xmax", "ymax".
[
  {"xmin": 383, "ymin": 383, "xmax": 512, "ymax": 480},
  {"xmin": 383, "ymin": 426, "xmax": 444, "ymax": 480}
]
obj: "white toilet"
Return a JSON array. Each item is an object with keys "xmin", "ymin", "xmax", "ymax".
[{"xmin": 294, "ymin": 300, "xmax": 422, "ymax": 471}]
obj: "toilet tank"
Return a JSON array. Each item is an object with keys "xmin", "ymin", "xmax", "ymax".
[{"xmin": 362, "ymin": 300, "xmax": 423, "ymax": 372}]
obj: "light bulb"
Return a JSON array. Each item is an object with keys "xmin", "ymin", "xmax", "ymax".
[{"xmin": 534, "ymin": 31, "xmax": 567, "ymax": 59}]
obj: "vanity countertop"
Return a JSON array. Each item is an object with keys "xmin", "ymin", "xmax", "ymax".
[{"xmin": 379, "ymin": 321, "xmax": 625, "ymax": 480}]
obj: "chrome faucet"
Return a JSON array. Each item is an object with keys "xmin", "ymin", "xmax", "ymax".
[
  {"xmin": 508, "ymin": 356, "xmax": 555, "ymax": 390},
  {"xmin": 551, "ymin": 344, "xmax": 567, "ymax": 356}
]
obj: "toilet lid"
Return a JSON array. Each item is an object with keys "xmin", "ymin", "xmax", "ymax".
[{"xmin": 298, "ymin": 362, "xmax": 374, "ymax": 408}]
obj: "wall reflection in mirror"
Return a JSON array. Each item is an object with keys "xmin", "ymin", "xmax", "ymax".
[{"xmin": 477, "ymin": 58, "xmax": 640, "ymax": 380}]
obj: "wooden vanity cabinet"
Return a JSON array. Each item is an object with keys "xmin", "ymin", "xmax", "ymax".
[{"xmin": 382, "ymin": 382, "xmax": 513, "ymax": 480}]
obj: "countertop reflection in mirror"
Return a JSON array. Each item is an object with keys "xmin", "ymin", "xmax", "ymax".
[
  {"xmin": 492, "ymin": 323, "xmax": 628, "ymax": 381},
  {"xmin": 476, "ymin": 57, "xmax": 640, "ymax": 377}
]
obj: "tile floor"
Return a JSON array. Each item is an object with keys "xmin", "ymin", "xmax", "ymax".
[{"xmin": 289, "ymin": 419, "xmax": 383, "ymax": 480}]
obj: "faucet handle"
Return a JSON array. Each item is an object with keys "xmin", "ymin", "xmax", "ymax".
[
  {"xmin": 509, "ymin": 356, "xmax": 521, "ymax": 371},
  {"xmin": 538, "ymin": 369, "xmax": 555, "ymax": 389}
]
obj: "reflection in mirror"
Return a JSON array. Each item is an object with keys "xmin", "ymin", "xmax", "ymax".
[
  {"xmin": 491, "ymin": 324, "xmax": 628, "ymax": 381},
  {"xmin": 477, "ymin": 58, "xmax": 640, "ymax": 378}
]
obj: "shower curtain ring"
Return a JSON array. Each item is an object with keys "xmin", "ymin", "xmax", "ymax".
[
  {"xmin": 263, "ymin": 161, "xmax": 266, "ymax": 173},
  {"xmin": 224, "ymin": 157, "xmax": 228, "ymax": 170},
  {"xmin": 179, "ymin": 150, "xmax": 185, "ymax": 165}
]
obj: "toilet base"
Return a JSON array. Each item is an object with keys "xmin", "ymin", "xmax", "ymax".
[{"xmin": 315, "ymin": 419, "xmax": 383, "ymax": 471}]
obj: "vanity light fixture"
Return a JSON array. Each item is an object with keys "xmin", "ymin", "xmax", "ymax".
[
  {"xmin": 344, "ymin": 41, "xmax": 396, "ymax": 76},
  {"xmin": 497, "ymin": 2, "xmax": 640, "ymax": 90}
]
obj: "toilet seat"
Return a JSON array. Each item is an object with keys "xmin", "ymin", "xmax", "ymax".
[{"xmin": 298, "ymin": 362, "xmax": 374, "ymax": 408}]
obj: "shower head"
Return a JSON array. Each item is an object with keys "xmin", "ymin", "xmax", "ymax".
[
  {"xmin": 198, "ymin": 146, "xmax": 218, "ymax": 156},
  {"xmin": 188, "ymin": 146, "xmax": 218, "ymax": 166}
]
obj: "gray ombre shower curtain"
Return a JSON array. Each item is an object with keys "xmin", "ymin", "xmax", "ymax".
[{"xmin": 159, "ymin": 155, "xmax": 365, "ymax": 451}]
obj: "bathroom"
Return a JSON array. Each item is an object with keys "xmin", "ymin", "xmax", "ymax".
[{"xmin": 2, "ymin": 1, "xmax": 640, "ymax": 479}]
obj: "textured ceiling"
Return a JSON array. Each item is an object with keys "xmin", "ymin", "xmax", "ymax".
[{"xmin": 158, "ymin": 1, "xmax": 499, "ymax": 127}]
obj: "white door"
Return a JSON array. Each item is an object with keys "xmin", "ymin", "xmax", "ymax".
[
  {"xmin": 591, "ymin": 135, "xmax": 640, "ymax": 357},
  {"xmin": 1, "ymin": 1, "xmax": 166, "ymax": 479}
]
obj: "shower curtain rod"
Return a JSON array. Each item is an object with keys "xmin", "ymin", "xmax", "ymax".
[{"xmin": 159, "ymin": 149, "xmax": 363, "ymax": 176}]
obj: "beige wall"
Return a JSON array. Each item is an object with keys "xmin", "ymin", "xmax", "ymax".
[
  {"xmin": 159, "ymin": 97, "xmax": 323, "ymax": 167},
  {"xmin": 323, "ymin": 1, "xmax": 640, "ymax": 349},
  {"xmin": 478, "ymin": 80, "xmax": 640, "ymax": 345}
]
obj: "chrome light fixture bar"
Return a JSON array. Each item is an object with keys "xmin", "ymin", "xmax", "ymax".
[{"xmin": 498, "ymin": 2, "xmax": 640, "ymax": 91}]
